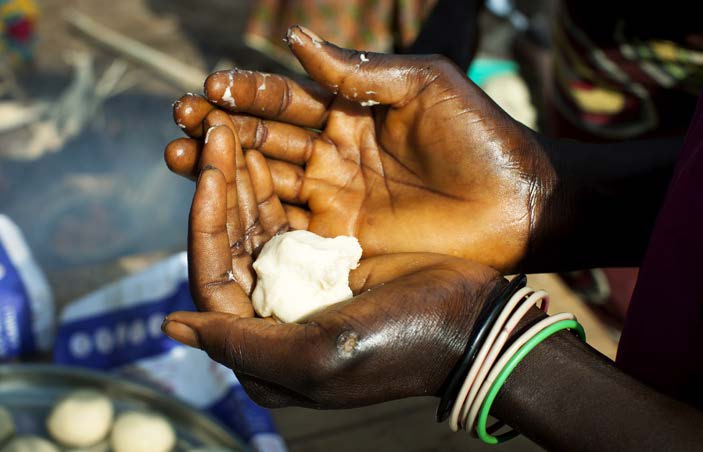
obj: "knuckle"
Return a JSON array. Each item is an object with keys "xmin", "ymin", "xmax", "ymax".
[
  {"xmin": 409, "ymin": 54, "xmax": 461, "ymax": 88},
  {"xmin": 253, "ymin": 119, "xmax": 268, "ymax": 149},
  {"xmin": 302, "ymin": 135, "xmax": 315, "ymax": 163},
  {"xmin": 277, "ymin": 76, "xmax": 293, "ymax": 117},
  {"xmin": 427, "ymin": 54, "xmax": 456, "ymax": 74}
]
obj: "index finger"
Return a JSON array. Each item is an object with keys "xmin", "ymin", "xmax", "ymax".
[
  {"xmin": 205, "ymin": 69, "xmax": 333, "ymax": 129},
  {"xmin": 199, "ymin": 125, "xmax": 255, "ymax": 295},
  {"xmin": 189, "ymin": 167, "xmax": 254, "ymax": 317},
  {"xmin": 203, "ymin": 110, "xmax": 266, "ymax": 256},
  {"xmin": 173, "ymin": 93, "xmax": 215, "ymax": 138}
]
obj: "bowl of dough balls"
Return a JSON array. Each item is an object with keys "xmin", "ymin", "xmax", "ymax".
[{"xmin": 0, "ymin": 364, "xmax": 245, "ymax": 452}]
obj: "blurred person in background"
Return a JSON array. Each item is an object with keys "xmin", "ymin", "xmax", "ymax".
[
  {"xmin": 545, "ymin": 1, "xmax": 702, "ymax": 141},
  {"xmin": 245, "ymin": 0, "xmax": 481, "ymax": 73},
  {"xmin": 535, "ymin": 0, "xmax": 703, "ymax": 321},
  {"xmin": 245, "ymin": 0, "xmax": 703, "ymax": 141}
]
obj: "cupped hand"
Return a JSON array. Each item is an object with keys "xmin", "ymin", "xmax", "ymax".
[
  {"xmin": 165, "ymin": 26, "xmax": 556, "ymax": 273},
  {"xmin": 163, "ymin": 129, "xmax": 503, "ymax": 408}
]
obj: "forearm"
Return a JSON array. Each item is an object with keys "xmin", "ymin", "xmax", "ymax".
[
  {"xmin": 522, "ymin": 135, "xmax": 683, "ymax": 273},
  {"xmin": 491, "ymin": 311, "xmax": 703, "ymax": 451}
]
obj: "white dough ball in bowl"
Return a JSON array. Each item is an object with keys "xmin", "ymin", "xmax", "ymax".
[
  {"xmin": 252, "ymin": 230, "xmax": 363, "ymax": 323},
  {"xmin": 1, "ymin": 436, "xmax": 59, "ymax": 452},
  {"xmin": 46, "ymin": 389, "xmax": 113, "ymax": 448},
  {"xmin": 110, "ymin": 411, "xmax": 176, "ymax": 452}
]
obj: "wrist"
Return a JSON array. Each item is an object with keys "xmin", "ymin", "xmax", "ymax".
[
  {"xmin": 432, "ymin": 274, "xmax": 513, "ymax": 401},
  {"xmin": 436, "ymin": 278, "xmax": 585, "ymax": 441},
  {"xmin": 519, "ymin": 134, "xmax": 681, "ymax": 272},
  {"xmin": 516, "ymin": 133, "xmax": 576, "ymax": 273},
  {"xmin": 496, "ymin": 130, "xmax": 562, "ymax": 275}
]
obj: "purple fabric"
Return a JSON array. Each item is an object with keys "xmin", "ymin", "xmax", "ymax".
[{"xmin": 617, "ymin": 93, "xmax": 703, "ymax": 408}]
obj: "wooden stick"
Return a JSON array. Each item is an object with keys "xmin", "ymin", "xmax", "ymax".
[{"xmin": 64, "ymin": 9, "xmax": 207, "ymax": 91}]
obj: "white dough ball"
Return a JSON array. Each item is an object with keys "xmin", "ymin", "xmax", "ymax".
[
  {"xmin": 252, "ymin": 230, "xmax": 363, "ymax": 323},
  {"xmin": 1, "ymin": 436, "xmax": 59, "ymax": 452},
  {"xmin": 47, "ymin": 389, "xmax": 113, "ymax": 447},
  {"xmin": 0, "ymin": 406, "xmax": 14, "ymax": 446},
  {"xmin": 110, "ymin": 411, "xmax": 176, "ymax": 452}
]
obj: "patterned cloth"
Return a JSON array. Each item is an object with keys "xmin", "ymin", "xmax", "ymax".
[
  {"xmin": 245, "ymin": 0, "xmax": 437, "ymax": 71},
  {"xmin": 551, "ymin": 1, "xmax": 703, "ymax": 140},
  {"xmin": 0, "ymin": 0, "xmax": 37, "ymax": 64}
]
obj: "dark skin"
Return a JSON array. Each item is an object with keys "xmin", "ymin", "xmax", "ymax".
[
  {"xmin": 167, "ymin": 25, "xmax": 555, "ymax": 273},
  {"xmin": 166, "ymin": 119, "xmax": 502, "ymax": 408},
  {"xmin": 163, "ymin": 26, "xmax": 703, "ymax": 451},
  {"xmin": 496, "ymin": 329, "xmax": 703, "ymax": 451},
  {"xmin": 167, "ymin": 164, "xmax": 703, "ymax": 450},
  {"xmin": 166, "ymin": 154, "xmax": 503, "ymax": 407},
  {"xmin": 165, "ymin": 26, "xmax": 679, "ymax": 274}
]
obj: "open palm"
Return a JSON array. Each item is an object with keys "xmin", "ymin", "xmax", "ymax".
[
  {"xmin": 166, "ymin": 123, "xmax": 501, "ymax": 408},
  {"xmin": 165, "ymin": 26, "xmax": 555, "ymax": 272}
]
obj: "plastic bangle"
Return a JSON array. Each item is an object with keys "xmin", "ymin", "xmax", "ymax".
[
  {"xmin": 464, "ymin": 312, "xmax": 576, "ymax": 434},
  {"xmin": 448, "ymin": 286, "xmax": 531, "ymax": 430},
  {"xmin": 455, "ymin": 290, "xmax": 548, "ymax": 431},
  {"xmin": 436, "ymin": 274, "xmax": 527, "ymax": 422},
  {"xmin": 476, "ymin": 319, "xmax": 586, "ymax": 445},
  {"xmin": 449, "ymin": 286, "xmax": 546, "ymax": 432}
]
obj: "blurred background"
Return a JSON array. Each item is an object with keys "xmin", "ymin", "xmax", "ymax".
[{"xmin": 1, "ymin": 0, "xmax": 700, "ymax": 450}]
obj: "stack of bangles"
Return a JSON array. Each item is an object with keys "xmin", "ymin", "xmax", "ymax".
[{"xmin": 436, "ymin": 275, "xmax": 586, "ymax": 445}]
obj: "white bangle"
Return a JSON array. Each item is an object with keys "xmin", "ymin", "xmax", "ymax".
[
  {"xmin": 449, "ymin": 285, "xmax": 548, "ymax": 431},
  {"xmin": 463, "ymin": 312, "xmax": 577, "ymax": 433},
  {"xmin": 458, "ymin": 290, "xmax": 548, "ymax": 431}
]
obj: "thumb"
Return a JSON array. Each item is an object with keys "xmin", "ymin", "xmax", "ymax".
[
  {"xmin": 286, "ymin": 25, "xmax": 436, "ymax": 107},
  {"xmin": 162, "ymin": 311, "xmax": 311, "ymax": 384}
]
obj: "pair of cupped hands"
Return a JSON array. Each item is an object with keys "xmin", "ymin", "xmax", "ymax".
[{"xmin": 162, "ymin": 26, "xmax": 556, "ymax": 409}]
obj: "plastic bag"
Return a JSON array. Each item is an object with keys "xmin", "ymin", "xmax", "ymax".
[{"xmin": 0, "ymin": 214, "xmax": 54, "ymax": 360}]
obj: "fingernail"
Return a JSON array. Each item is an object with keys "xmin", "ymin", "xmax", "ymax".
[
  {"xmin": 287, "ymin": 25, "xmax": 323, "ymax": 47},
  {"xmin": 162, "ymin": 319, "xmax": 201, "ymax": 349},
  {"xmin": 296, "ymin": 25, "xmax": 318, "ymax": 39},
  {"xmin": 198, "ymin": 164, "xmax": 216, "ymax": 181}
]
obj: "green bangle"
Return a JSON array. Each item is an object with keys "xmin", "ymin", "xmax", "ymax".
[{"xmin": 476, "ymin": 319, "xmax": 586, "ymax": 445}]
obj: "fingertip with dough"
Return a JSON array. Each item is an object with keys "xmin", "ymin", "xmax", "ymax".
[
  {"xmin": 173, "ymin": 93, "xmax": 214, "ymax": 137},
  {"xmin": 204, "ymin": 70, "xmax": 237, "ymax": 110}
]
